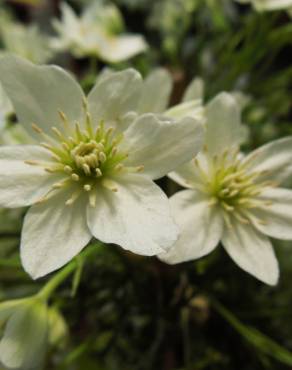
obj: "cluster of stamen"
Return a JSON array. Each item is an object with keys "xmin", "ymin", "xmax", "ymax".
[
  {"xmin": 194, "ymin": 147, "xmax": 276, "ymax": 227},
  {"xmin": 25, "ymin": 100, "xmax": 143, "ymax": 207}
]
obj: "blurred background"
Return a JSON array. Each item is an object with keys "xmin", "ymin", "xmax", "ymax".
[{"xmin": 0, "ymin": 0, "xmax": 292, "ymax": 369}]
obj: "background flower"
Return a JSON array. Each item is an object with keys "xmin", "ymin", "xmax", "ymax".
[{"xmin": 51, "ymin": 2, "xmax": 148, "ymax": 63}]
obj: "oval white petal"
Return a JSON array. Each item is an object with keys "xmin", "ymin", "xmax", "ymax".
[
  {"xmin": 87, "ymin": 174, "xmax": 179, "ymax": 256},
  {"xmin": 0, "ymin": 145, "xmax": 63, "ymax": 208},
  {"xmin": 0, "ymin": 55, "xmax": 85, "ymax": 138},
  {"xmin": 98, "ymin": 35, "xmax": 147, "ymax": 63},
  {"xmin": 159, "ymin": 190, "xmax": 223, "ymax": 264},
  {"xmin": 222, "ymin": 221, "xmax": 279, "ymax": 285},
  {"xmin": 138, "ymin": 68, "xmax": 172, "ymax": 113},
  {"xmin": 88, "ymin": 68, "xmax": 142, "ymax": 129},
  {"xmin": 250, "ymin": 187, "xmax": 292, "ymax": 240},
  {"xmin": 21, "ymin": 191, "xmax": 92, "ymax": 279},
  {"xmin": 182, "ymin": 77, "xmax": 205, "ymax": 102},
  {"xmin": 122, "ymin": 113, "xmax": 205, "ymax": 180},
  {"xmin": 242, "ymin": 137, "xmax": 292, "ymax": 184},
  {"xmin": 205, "ymin": 92, "xmax": 241, "ymax": 155}
]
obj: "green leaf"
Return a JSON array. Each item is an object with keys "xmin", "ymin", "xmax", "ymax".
[{"xmin": 212, "ymin": 299, "xmax": 292, "ymax": 366}]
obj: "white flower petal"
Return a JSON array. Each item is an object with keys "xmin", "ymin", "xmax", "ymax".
[
  {"xmin": 138, "ymin": 68, "xmax": 172, "ymax": 113},
  {"xmin": 87, "ymin": 174, "xmax": 178, "ymax": 256},
  {"xmin": 98, "ymin": 35, "xmax": 147, "ymax": 63},
  {"xmin": 159, "ymin": 190, "xmax": 223, "ymax": 264},
  {"xmin": 182, "ymin": 77, "xmax": 205, "ymax": 102},
  {"xmin": 250, "ymin": 187, "xmax": 292, "ymax": 240},
  {"xmin": 242, "ymin": 137, "xmax": 292, "ymax": 184},
  {"xmin": 205, "ymin": 92, "xmax": 242, "ymax": 155},
  {"xmin": 122, "ymin": 113, "xmax": 205, "ymax": 180},
  {"xmin": 21, "ymin": 191, "xmax": 92, "ymax": 279},
  {"xmin": 253, "ymin": 0, "xmax": 292, "ymax": 11},
  {"xmin": 0, "ymin": 55, "xmax": 85, "ymax": 138},
  {"xmin": 0, "ymin": 145, "xmax": 63, "ymax": 208},
  {"xmin": 0, "ymin": 302, "xmax": 48, "ymax": 369},
  {"xmin": 222, "ymin": 221, "xmax": 279, "ymax": 285},
  {"xmin": 166, "ymin": 100, "xmax": 204, "ymax": 121},
  {"xmin": 88, "ymin": 68, "xmax": 142, "ymax": 128},
  {"xmin": 168, "ymin": 160, "xmax": 203, "ymax": 188}
]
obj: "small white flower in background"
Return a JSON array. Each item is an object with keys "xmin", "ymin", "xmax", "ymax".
[
  {"xmin": 0, "ymin": 14, "xmax": 53, "ymax": 64},
  {"xmin": 51, "ymin": 2, "xmax": 148, "ymax": 63},
  {"xmin": 235, "ymin": 0, "xmax": 292, "ymax": 11},
  {"xmin": 0, "ymin": 55, "xmax": 204, "ymax": 279},
  {"xmin": 0, "ymin": 297, "xmax": 66, "ymax": 369},
  {"xmin": 159, "ymin": 92, "xmax": 292, "ymax": 285},
  {"xmin": 0, "ymin": 297, "xmax": 48, "ymax": 369}
]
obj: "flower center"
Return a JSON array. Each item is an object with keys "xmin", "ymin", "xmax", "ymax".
[
  {"xmin": 194, "ymin": 147, "xmax": 274, "ymax": 226},
  {"xmin": 25, "ymin": 100, "xmax": 143, "ymax": 207}
]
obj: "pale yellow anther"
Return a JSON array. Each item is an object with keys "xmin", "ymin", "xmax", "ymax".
[
  {"xmin": 135, "ymin": 165, "xmax": 144, "ymax": 172},
  {"xmin": 99, "ymin": 152, "xmax": 107, "ymax": 163},
  {"xmin": 111, "ymin": 147, "xmax": 118, "ymax": 156},
  {"xmin": 82, "ymin": 163, "xmax": 91, "ymax": 175},
  {"xmin": 221, "ymin": 201, "xmax": 234, "ymax": 212},
  {"xmin": 24, "ymin": 160, "xmax": 39, "ymax": 166},
  {"xmin": 64, "ymin": 165, "xmax": 73, "ymax": 174},
  {"xmin": 71, "ymin": 173, "xmax": 80, "ymax": 181},
  {"xmin": 51, "ymin": 126, "xmax": 63, "ymax": 139},
  {"xmin": 41, "ymin": 142, "xmax": 53, "ymax": 151},
  {"xmin": 52, "ymin": 181, "xmax": 66, "ymax": 189},
  {"xmin": 102, "ymin": 179, "xmax": 118, "ymax": 192},
  {"xmin": 62, "ymin": 142, "xmax": 70, "ymax": 151},
  {"xmin": 114, "ymin": 164, "xmax": 124, "ymax": 172},
  {"xmin": 84, "ymin": 184, "xmax": 92, "ymax": 192},
  {"xmin": 31, "ymin": 122, "xmax": 43, "ymax": 134},
  {"xmin": 95, "ymin": 168, "xmax": 102, "ymax": 177},
  {"xmin": 65, "ymin": 190, "xmax": 82, "ymax": 206}
]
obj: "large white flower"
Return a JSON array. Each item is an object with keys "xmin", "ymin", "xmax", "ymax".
[
  {"xmin": 0, "ymin": 55, "xmax": 204, "ymax": 279},
  {"xmin": 51, "ymin": 2, "xmax": 147, "ymax": 63},
  {"xmin": 159, "ymin": 92, "xmax": 292, "ymax": 285},
  {"xmin": 235, "ymin": 0, "xmax": 292, "ymax": 11}
]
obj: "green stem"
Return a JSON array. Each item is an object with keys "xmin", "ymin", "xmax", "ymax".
[{"xmin": 38, "ymin": 242, "xmax": 103, "ymax": 300}]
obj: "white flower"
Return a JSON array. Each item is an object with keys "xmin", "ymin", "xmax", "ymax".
[
  {"xmin": 51, "ymin": 2, "xmax": 148, "ymax": 63},
  {"xmin": 235, "ymin": 0, "xmax": 292, "ymax": 11},
  {"xmin": 159, "ymin": 92, "xmax": 292, "ymax": 285},
  {"xmin": 0, "ymin": 15, "xmax": 53, "ymax": 64},
  {"xmin": 0, "ymin": 296, "xmax": 48, "ymax": 370},
  {"xmin": 0, "ymin": 55, "xmax": 204, "ymax": 279}
]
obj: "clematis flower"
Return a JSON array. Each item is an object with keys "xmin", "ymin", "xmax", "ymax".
[
  {"xmin": 159, "ymin": 92, "xmax": 292, "ymax": 285},
  {"xmin": 0, "ymin": 296, "xmax": 48, "ymax": 369},
  {"xmin": 235, "ymin": 0, "xmax": 292, "ymax": 11},
  {"xmin": 51, "ymin": 2, "xmax": 147, "ymax": 63},
  {"xmin": 0, "ymin": 55, "xmax": 204, "ymax": 279}
]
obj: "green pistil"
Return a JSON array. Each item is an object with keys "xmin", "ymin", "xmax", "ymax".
[
  {"xmin": 195, "ymin": 147, "xmax": 274, "ymax": 226},
  {"xmin": 25, "ymin": 104, "xmax": 143, "ymax": 207}
]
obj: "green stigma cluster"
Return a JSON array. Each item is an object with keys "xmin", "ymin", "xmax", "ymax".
[
  {"xmin": 194, "ymin": 147, "xmax": 274, "ymax": 226},
  {"xmin": 26, "ymin": 105, "xmax": 143, "ymax": 207}
]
